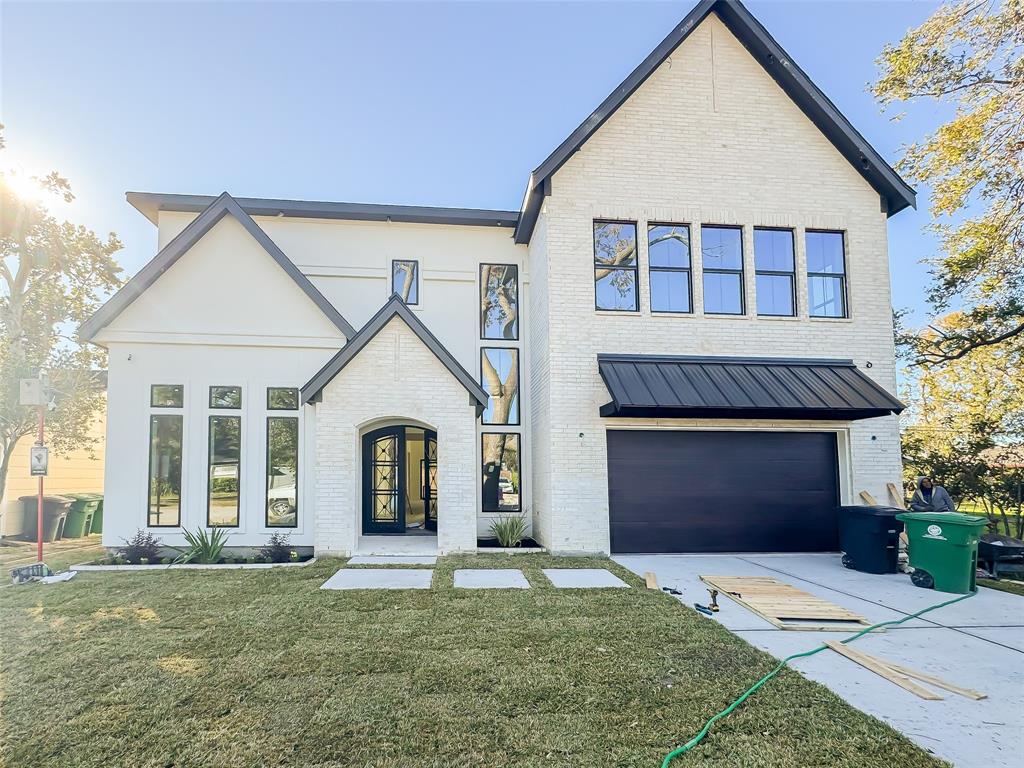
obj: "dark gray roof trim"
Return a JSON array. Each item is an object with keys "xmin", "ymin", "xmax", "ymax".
[
  {"xmin": 597, "ymin": 354, "xmax": 905, "ymax": 421},
  {"xmin": 127, "ymin": 191, "xmax": 520, "ymax": 229},
  {"xmin": 301, "ymin": 295, "xmax": 489, "ymax": 412},
  {"xmin": 514, "ymin": 0, "xmax": 916, "ymax": 244},
  {"xmin": 79, "ymin": 192, "xmax": 357, "ymax": 341}
]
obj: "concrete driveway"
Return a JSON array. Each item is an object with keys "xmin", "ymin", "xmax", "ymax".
[{"xmin": 614, "ymin": 553, "xmax": 1023, "ymax": 768}]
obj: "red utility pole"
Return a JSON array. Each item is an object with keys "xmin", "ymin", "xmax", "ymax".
[{"xmin": 36, "ymin": 404, "xmax": 44, "ymax": 563}]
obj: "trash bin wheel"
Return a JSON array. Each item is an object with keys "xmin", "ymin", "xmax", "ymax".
[
  {"xmin": 911, "ymin": 568, "xmax": 935, "ymax": 589},
  {"xmin": 841, "ymin": 554, "xmax": 855, "ymax": 570}
]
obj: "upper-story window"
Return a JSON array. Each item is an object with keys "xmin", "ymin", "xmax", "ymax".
[
  {"xmin": 754, "ymin": 228, "xmax": 796, "ymax": 317},
  {"xmin": 806, "ymin": 231, "xmax": 848, "ymax": 318},
  {"xmin": 480, "ymin": 347, "xmax": 520, "ymax": 426},
  {"xmin": 701, "ymin": 226, "xmax": 745, "ymax": 315},
  {"xmin": 151, "ymin": 384, "xmax": 183, "ymax": 408},
  {"xmin": 480, "ymin": 264, "xmax": 519, "ymax": 340},
  {"xmin": 648, "ymin": 224, "xmax": 692, "ymax": 313},
  {"xmin": 209, "ymin": 385, "xmax": 242, "ymax": 409},
  {"xmin": 593, "ymin": 221, "xmax": 638, "ymax": 312},
  {"xmin": 391, "ymin": 260, "xmax": 419, "ymax": 304}
]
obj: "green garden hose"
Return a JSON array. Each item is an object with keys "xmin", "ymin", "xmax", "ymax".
[{"xmin": 660, "ymin": 588, "xmax": 977, "ymax": 767}]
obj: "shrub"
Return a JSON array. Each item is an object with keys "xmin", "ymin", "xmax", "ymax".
[
  {"xmin": 174, "ymin": 527, "xmax": 230, "ymax": 564},
  {"xmin": 489, "ymin": 516, "xmax": 528, "ymax": 548},
  {"xmin": 118, "ymin": 530, "xmax": 163, "ymax": 565},
  {"xmin": 259, "ymin": 532, "xmax": 293, "ymax": 564}
]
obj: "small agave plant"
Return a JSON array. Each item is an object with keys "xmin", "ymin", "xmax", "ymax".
[
  {"xmin": 489, "ymin": 515, "xmax": 528, "ymax": 548},
  {"xmin": 174, "ymin": 527, "xmax": 231, "ymax": 564}
]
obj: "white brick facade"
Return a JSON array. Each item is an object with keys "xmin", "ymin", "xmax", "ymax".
[
  {"xmin": 527, "ymin": 14, "xmax": 902, "ymax": 553},
  {"xmin": 314, "ymin": 317, "xmax": 478, "ymax": 555},
  {"xmin": 92, "ymin": 7, "xmax": 908, "ymax": 557}
]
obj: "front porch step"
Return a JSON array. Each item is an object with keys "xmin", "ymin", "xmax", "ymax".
[
  {"xmin": 348, "ymin": 555, "xmax": 437, "ymax": 566},
  {"xmin": 355, "ymin": 535, "xmax": 438, "ymax": 557}
]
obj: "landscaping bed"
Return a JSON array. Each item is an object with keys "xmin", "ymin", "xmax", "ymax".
[
  {"xmin": 476, "ymin": 536, "xmax": 543, "ymax": 552},
  {"xmin": 0, "ymin": 554, "xmax": 946, "ymax": 767}
]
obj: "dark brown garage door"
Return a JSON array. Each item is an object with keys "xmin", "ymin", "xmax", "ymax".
[{"xmin": 607, "ymin": 430, "xmax": 839, "ymax": 553}]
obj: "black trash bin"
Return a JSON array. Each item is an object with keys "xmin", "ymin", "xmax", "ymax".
[
  {"xmin": 838, "ymin": 505, "xmax": 905, "ymax": 574},
  {"xmin": 18, "ymin": 495, "xmax": 73, "ymax": 542}
]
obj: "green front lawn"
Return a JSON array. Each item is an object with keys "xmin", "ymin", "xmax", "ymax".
[{"xmin": 0, "ymin": 555, "xmax": 944, "ymax": 767}]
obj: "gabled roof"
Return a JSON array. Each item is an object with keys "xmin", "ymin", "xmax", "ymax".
[
  {"xmin": 79, "ymin": 192, "xmax": 357, "ymax": 342},
  {"xmin": 126, "ymin": 191, "xmax": 519, "ymax": 229},
  {"xmin": 598, "ymin": 354, "xmax": 905, "ymax": 420},
  {"xmin": 513, "ymin": 0, "xmax": 916, "ymax": 244},
  {"xmin": 301, "ymin": 295, "xmax": 489, "ymax": 412}
]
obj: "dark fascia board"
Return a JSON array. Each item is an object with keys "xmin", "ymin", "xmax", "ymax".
[
  {"xmin": 598, "ymin": 403, "xmax": 898, "ymax": 421},
  {"xmin": 301, "ymin": 295, "xmax": 489, "ymax": 412},
  {"xmin": 513, "ymin": 0, "xmax": 916, "ymax": 244},
  {"xmin": 79, "ymin": 192, "xmax": 358, "ymax": 342},
  {"xmin": 127, "ymin": 191, "xmax": 520, "ymax": 229}
]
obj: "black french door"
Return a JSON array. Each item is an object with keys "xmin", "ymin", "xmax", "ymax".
[
  {"xmin": 363, "ymin": 427, "xmax": 405, "ymax": 534},
  {"xmin": 362, "ymin": 427, "xmax": 438, "ymax": 535},
  {"xmin": 423, "ymin": 431, "xmax": 437, "ymax": 531}
]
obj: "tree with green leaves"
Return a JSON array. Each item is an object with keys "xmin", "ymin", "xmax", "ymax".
[
  {"xmin": 874, "ymin": 0, "xmax": 1023, "ymax": 365},
  {"xmin": 0, "ymin": 128, "xmax": 122, "ymax": 512},
  {"xmin": 900, "ymin": 312, "xmax": 1023, "ymax": 534}
]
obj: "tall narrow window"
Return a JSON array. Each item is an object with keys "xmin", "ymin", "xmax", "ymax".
[
  {"xmin": 148, "ymin": 415, "xmax": 183, "ymax": 527},
  {"xmin": 648, "ymin": 223, "xmax": 692, "ymax": 313},
  {"xmin": 754, "ymin": 228, "xmax": 796, "ymax": 316},
  {"xmin": 481, "ymin": 348, "xmax": 520, "ymax": 425},
  {"xmin": 701, "ymin": 225, "xmax": 745, "ymax": 314},
  {"xmin": 481, "ymin": 433, "xmax": 520, "ymax": 512},
  {"xmin": 266, "ymin": 417, "xmax": 299, "ymax": 528},
  {"xmin": 593, "ymin": 221, "xmax": 638, "ymax": 311},
  {"xmin": 480, "ymin": 264, "xmax": 519, "ymax": 339},
  {"xmin": 806, "ymin": 231, "xmax": 848, "ymax": 318},
  {"xmin": 391, "ymin": 260, "xmax": 419, "ymax": 304},
  {"xmin": 208, "ymin": 415, "xmax": 241, "ymax": 527}
]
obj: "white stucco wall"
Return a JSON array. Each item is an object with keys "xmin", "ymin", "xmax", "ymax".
[
  {"xmin": 530, "ymin": 13, "xmax": 903, "ymax": 553},
  {"xmin": 314, "ymin": 316, "xmax": 479, "ymax": 555}
]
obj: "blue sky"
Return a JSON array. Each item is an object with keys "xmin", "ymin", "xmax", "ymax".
[{"xmin": 2, "ymin": 0, "xmax": 944, "ymax": 321}]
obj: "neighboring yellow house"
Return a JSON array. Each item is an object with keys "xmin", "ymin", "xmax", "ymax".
[{"xmin": 0, "ymin": 397, "xmax": 106, "ymax": 538}]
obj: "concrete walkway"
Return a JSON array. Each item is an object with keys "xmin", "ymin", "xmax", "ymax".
[{"xmin": 615, "ymin": 553, "xmax": 1023, "ymax": 768}]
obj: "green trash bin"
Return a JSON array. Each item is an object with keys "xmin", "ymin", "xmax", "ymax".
[
  {"xmin": 64, "ymin": 493, "xmax": 100, "ymax": 538},
  {"xmin": 896, "ymin": 512, "xmax": 988, "ymax": 594},
  {"xmin": 89, "ymin": 494, "xmax": 104, "ymax": 534}
]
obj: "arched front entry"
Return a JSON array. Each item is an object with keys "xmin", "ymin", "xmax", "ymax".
[{"xmin": 362, "ymin": 425, "xmax": 437, "ymax": 535}]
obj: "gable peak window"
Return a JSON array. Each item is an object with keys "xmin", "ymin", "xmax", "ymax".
[
  {"xmin": 754, "ymin": 228, "xmax": 796, "ymax": 317},
  {"xmin": 593, "ymin": 220, "xmax": 638, "ymax": 312},
  {"xmin": 391, "ymin": 260, "xmax": 419, "ymax": 304},
  {"xmin": 701, "ymin": 225, "xmax": 745, "ymax": 315},
  {"xmin": 806, "ymin": 230, "xmax": 848, "ymax": 318},
  {"xmin": 648, "ymin": 223, "xmax": 692, "ymax": 313}
]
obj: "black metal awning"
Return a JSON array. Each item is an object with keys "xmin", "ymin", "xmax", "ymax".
[{"xmin": 598, "ymin": 355, "xmax": 905, "ymax": 421}]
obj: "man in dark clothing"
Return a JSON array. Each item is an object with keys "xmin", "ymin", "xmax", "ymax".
[{"xmin": 909, "ymin": 476, "xmax": 956, "ymax": 513}]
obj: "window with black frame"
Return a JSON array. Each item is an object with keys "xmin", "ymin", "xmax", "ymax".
[
  {"xmin": 481, "ymin": 433, "xmax": 520, "ymax": 512},
  {"xmin": 806, "ymin": 230, "xmax": 848, "ymax": 318},
  {"xmin": 593, "ymin": 221, "xmax": 638, "ymax": 311},
  {"xmin": 148, "ymin": 414, "xmax": 183, "ymax": 527},
  {"xmin": 266, "ymin": 416, "xmax": 298, "ymax": 528},
  {"xmin": 701, "ymin": 225, "xmax": 745, "ymax": 314},
  {"xmin": 754, "ymin": 228, "xmax": 796, "ymax": 316},
  {"xmin": 648, "ymin": 224, "xmax": 692, "ymax": 313},
  {"xmin": 391, "ymin": 260, "xmax": 419, "ymax": 304},
  {"xmin": 480, "ymin": 348, "xmax": 519, "ymax": 425},
  {"xmin": 208, "ymin": 415, "xmax": 241, "ymax": 527}
]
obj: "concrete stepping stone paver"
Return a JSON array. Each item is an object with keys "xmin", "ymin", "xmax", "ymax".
[
  {"xmin": 348, "ymin": 555, "xmax": 437, "ymax": 566},
  {"xmin": 543, "ymin": 568, "xmax": 629, "ymax": 589},
  {"xmin": 454, "ymin": 569, "xmax": 530, "ymax": 589},
  {"xmin": 321, "ymin": 568, "xmax": 433, "ymax": 590}
]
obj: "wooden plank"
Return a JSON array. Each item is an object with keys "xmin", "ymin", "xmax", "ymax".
[
  {"xmin": 644, "ymin": 571, "xmax": 658, "ymax": 590},
  {"xmin": 886, "ymin": 482, "xmax": 907, "ymax": 510},
  {"xmin": 700, "ymin": 575, "xmax": 873, "ymax": 631},
  {"xmin": 825, "ymin": 641, "xmax": 943, "ymax": 700},
  {"xmin": 885, "ymin": 663, "xmax": 987, "ymax": 700},
  {"xmin": 859, "ymin": 490, "xmax": 880, "ymax": 505}
]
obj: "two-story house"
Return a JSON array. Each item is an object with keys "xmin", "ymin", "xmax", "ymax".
[{"xmin": 80, "ymin": 0, "xmax": 911, "ymax": 557}]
